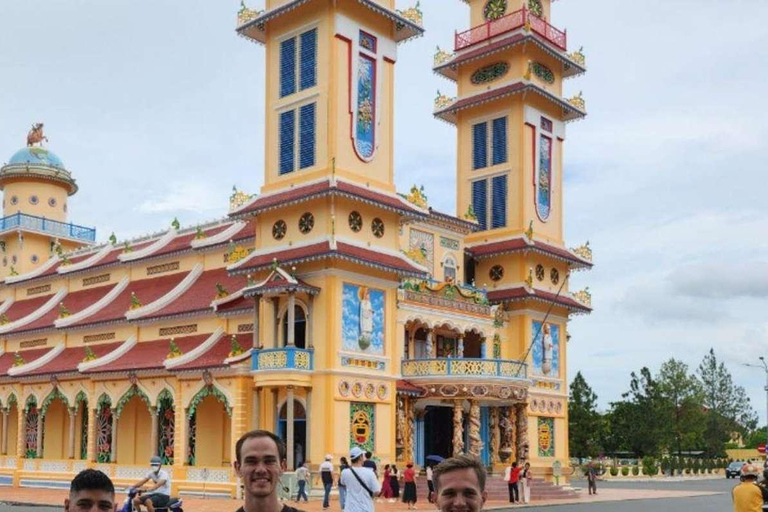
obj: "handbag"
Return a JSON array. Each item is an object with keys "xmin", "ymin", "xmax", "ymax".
[{"xmin": 349, "ymin": 467, "xmax": 374, "ymax": 498}]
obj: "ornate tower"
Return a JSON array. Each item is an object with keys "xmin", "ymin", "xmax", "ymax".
[
  {"xmin": 0, "ymin": 126, "xmax": 95, "ymax": 279},
  {"xmin": 433, "ymin": 0, "xmax": 592, "ymax": 470}
]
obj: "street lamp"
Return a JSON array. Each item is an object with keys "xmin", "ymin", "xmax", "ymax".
[{"xmin": 745, "ymin": 357, "xmax": 768, "ymax": 455}]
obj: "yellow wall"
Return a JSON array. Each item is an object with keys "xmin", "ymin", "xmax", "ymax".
[
  {"xmin": 43, "ymin": 399, "xmax": 69, "ymax": 459},
  {"xmin": 7, "ymin": 404, "xmax": 18, "ymax": 457},
  {"xmin": 2, "ymin": 180, "xmax": 69, "ymax": 221},
  {"xmin": 195, "ymin": 395, "xmax": 231, "ymax": 467},
  {"xmin": 117, "ymin": 396, "xmax": 152, "ymax": 465}
]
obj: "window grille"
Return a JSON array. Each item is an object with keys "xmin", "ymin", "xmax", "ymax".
[{"xmin": 472, "ymin": 179, "xmax": 488, "ymax": 230}]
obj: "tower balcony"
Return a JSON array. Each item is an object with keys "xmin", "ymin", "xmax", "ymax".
[
  {"xmin": 455, "ymin": 7, "xmax": 566, "ymax": 52},
  {"xmin": 252, "ymin": 347, "xmax": 314, "ymax": 372},
  {"xmin": 402, "ymin": 357, "xmax": 528, "ymax": 382},
  {"xmin": 0, "ymin": 212, "xmax": 96, "ymax": 244}
]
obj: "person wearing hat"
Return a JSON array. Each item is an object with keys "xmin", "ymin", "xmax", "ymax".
[
  {"xmin": 319, "ymin": 454, "xmax": 335, "ymax": 509},
  {"xmin": 339, "ymin": 446, "xmax": 380, "ymax": 512},
  {"xmin": 131, "ymin": 456, "xmax": 172, "ymax": 512},
  {"xmin": 733, "ymin": 463, "xmax": 764, "ymax": 512}
]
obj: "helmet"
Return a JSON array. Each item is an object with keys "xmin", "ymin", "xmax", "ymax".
[
  {"xmin": 150, "ymin": 456, "xmax": 162, "ymax": 466},
  {"xmin": 741, "ymin": 463, "xmax": 761, "ymax": 478}
]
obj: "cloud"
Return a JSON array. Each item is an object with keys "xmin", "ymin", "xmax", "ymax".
[
  {"xmin": 137, "ymin": 181, "xmax": 226, "ymax": 214},
  {"xmin": 672, "ymin": 262, "xmax": 768, "ymax": 300}
]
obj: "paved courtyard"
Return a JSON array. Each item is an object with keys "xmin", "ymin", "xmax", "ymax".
[{"xmin": 0, "ymin": 476, "xmax": 736, "ymax": 512}]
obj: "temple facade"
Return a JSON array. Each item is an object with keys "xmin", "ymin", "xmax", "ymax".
[{"xmin": 0, "ymin": 0, "xmax": 591, "ymax": 496}]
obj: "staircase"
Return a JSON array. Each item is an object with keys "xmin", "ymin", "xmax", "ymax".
[{"xmin": 417, "ymin": 477, "xmax": 579, "ymax": 502}]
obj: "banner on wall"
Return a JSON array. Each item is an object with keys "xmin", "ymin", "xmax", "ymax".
[{"xmin": 538, "ymin": 417, "xmax": 555, "ymax": 458}]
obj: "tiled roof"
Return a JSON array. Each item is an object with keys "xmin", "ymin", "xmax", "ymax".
[
  {"xmin": 22, "ymin": 342, "xmax": 123, "ymax": 377},
  {"xmin": 397, "ymin": 379, "xmax": 424, "ymax": 395},
  {"xmin": 82, "ymin": 335, "xmax": 210, "ymax": 374},
  {"xmin": 215, "ymin": 295, "xmax": 252, "ymax": 315},
  {"xmin": 486, "ymin": 286, "xmax": 591, "ymax": 312},
  {"xmin": 0, "ymin": 347, "xmax": 50, "ymax": 377},
  {"xmin": 466, "ymin": 237, "xmax": 593, "ymax": 268},
  {"xmin": 2, "ymin": 294, "xmax": 55, "ymax": 324},
  {"xmin": 174, "ymin": 333, "xmax": 251, "ymax": 371},
  {"xmin": 127, "ymin": 224, "xmax": 238, "ymax": 263}
]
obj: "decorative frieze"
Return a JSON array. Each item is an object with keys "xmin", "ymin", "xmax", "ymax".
[
  {"xmin": 237, "ymin": 323, "xmax": 254, "ymax": 333},
  {"xmin": 440, "ymin": 237, "xmax": 460, "ymax": 250},
  {"xmin": 26, "ymin": 284, "xmax": 51, "ymax": 296},
  {"xmin": 20, "ymin": 338, "xmax": 47, "ymax": 349},
  {"xmin": 83, "ymin": 332, "xmax": 116, "ymax": 344},
  {"xmin": 83, "ymin": 274, "xmax": 111, "ymax": 287},
  {"xmin": 159, "ymin": 324, "xmax": 198, "ymax": 337},
  {"xmin": 341, "ymin": 355, "xmax": 386, "ymax": 371},
  {"xmin": 147, "ymin": 261, "xmax": 180, "ymax": 276}
]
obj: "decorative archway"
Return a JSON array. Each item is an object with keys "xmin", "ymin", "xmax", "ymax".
[
  {"xmin": 187, "ymin": 385, "xmax": 232, "ymax": 467},
  {"xmin": 279, "ymin": 299, "xmax": 309, "ymax": 349},
  {"xmin": 40, "ymin": 388, "xmax": 70, "ymax": 460},
  {"xmin": 157, "ymin": 389, "xmax": 175, "ymax": 465},
  {"xmin": 114, "ymin": 386, "xmax": 153, "ymax": 465},
  {"xmin": 114, "ymin": 386, "xmax": 151, "ymax": 419},
  {"xmin": 95, "ymin": 394, "xmax": 113, "ymax": 463},
  {"xmin": 75, "ymin": 392, "xmax": 88, "ymax": 460},
  {"xmin": 278, "ymin": 399, "xmax": 307, "ymax": 470}
]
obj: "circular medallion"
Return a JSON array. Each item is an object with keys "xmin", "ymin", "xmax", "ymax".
[
  {"xmin": 498, "ymin": 387, "xmax": 512, "ymax": 399},
  {"xmin": 489, "ymin": 265, "xmax": 504, "ymax": 281},
  {"xmin": 376, "ymin": 384, "xmax": 388, "ymax": 400},
  {"xmin": 483, "ymin": 0, "xmax": 507, "ymax": 21},
  {"xmin": 365, "ymin": 383, "xmax": 375, "ymax": 399},
  {"xmin": 535, "ymin": 264, "xmax": 545, "ymax": 281},
  {"xmin": 48, "ymin": 197, "xmax": 57, "ymax": 207},
  {"xmin": 10, "ymin": 196, "xmax": 18, "ymax": 205},
  {"xmin": 338, "ymin": 380, "xmax": 351, "ymax": 397},
  {"xmin": 471, "ymin": 62, "xmax": 510, "ymax": 85},
  {"xmin": 371, "ymin": 218, "xmax": 385, "ymax": 238},
  {"xmin": 528, "ymin": 0, "xmax": 543, "ymax": 17},
  {"xmin": 272, "ymin": 220, "xmax": 287, "ymax": 240},
  {"xmin": 532, "ymin": 62, "xmax": 555, "ymax": 84},
  {"xmin": 299, "ymin": 212, "xmax": 315, "ymax": 234},
  {"xmin": 349, "ymin": 211, "xmax": 363, "ymax": 232},
  {"xmin": 352, "ymin": 381, "xmax": 363, "ymax": 397},
  {"xmin": 440, "ymin": 384, "xmax": 459, "ymax": 397},
  {"xmin": 472, "ymin": 385, "xmax": 489, "ymax": 397},
  {"xmin": 550, "ymin": 268, "xmax": 560, "ymax": 285},
  {"xmin": 29, "ymin": 195, "xmax": 38, "ymax": 205}
]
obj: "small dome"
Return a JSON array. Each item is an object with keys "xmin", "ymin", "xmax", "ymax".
[{"xmin": 7, "ymin": 146, "xmax": 66, "ymax": 170}]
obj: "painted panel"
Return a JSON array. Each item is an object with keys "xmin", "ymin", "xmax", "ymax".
[
  {"xmin": 538, "ymin": 417, "xmax": 555, "ymax": 457},
  {"xmin": 355, "ymin": 54, "xmax": 376, "ymax": 160},
  {"xmin": 350, "ymin": 402, "xmax": 375, "ymax": 452},
  {"xmin": 531, "ymin": 321, "xmax": 559, "ymax": 377},
  {"xmin": 536, "ymin": 134, "xmax": 552, "ymax": 221},
  {"xmin": 409, "ymin": 229, "xmax": 434, "ymax": 275},
  {"xmin": 342, "ymin": 283, "xmax": 385, "ymax": 355}
]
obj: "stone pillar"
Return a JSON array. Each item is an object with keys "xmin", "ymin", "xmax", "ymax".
[
  {"xmin": 305, "ymin": 389, "xmax": 312, "ymax": 463},
  {"xmin": 252, "ymin": 387, "xmax": 260, "ymax": 430},
  {"xmin": 272, "ymin": 298, "xmax": 281, "ymax": 348},
  {"xmin": 272, "ymin": 389, "xmax": 279, "ymax": 432},
  {"xmin": 287, "ymin": 293, "xmax": 296, "ymax": 346},
  {"xmin": 452, "ymin": 401, "xmax": 464, "ymax": 456},
  {"xmin": 407, "ymin": 398, "xmax": 416, "ymax": 463},
  {"xmin": 396, "ymin": 395, "xmax": 405, "ymax": 461},
  {"xmin": 481, "ymin": 338, "xmax": 487, "ymax": 359},
  {"xmin": 457, "ymin": 334, "xmax": 465, "ymax": 358},
  {"xmin": 489, "ymin": 407, "xmax": 499, "ymax": 464},
  {"xmin": 306, "ymin": 295, "xmax": 314, "ymax": 349},
  {"xmin": 468, "ymin": 400, "xmax": 482, "ymax": 457},
  {"xmin": 36, "ymin": 413, "xmax": 44, "ymax": 458},
  {"xmin": 509, "ymin": 406, "xmax": 518, "ymax": 462},
  {"xmin": 253, "ymin": 296, "xmax": 261, "ymax": 349},
  {"xmin": 150, "ymin": 407, "xmax": 159, "ymax": 457},
  {"xmin": 516, "ymin": 404, "xmax": 529, "ymax": 463},
  {"xmin": 68, "ymin": 408, "xmax": 76, "ymax": 459},
  {"xmin": 230, "ymin": 377, "xmax": 249, "ymax": 472},
  {"xmin": 425, "ymin": 329, "xmax": 434, "ymax": 358},
  {"xmin": 86, "ymin": 406, "xmax": 97, "ymax": 462},
  {"xmin": 172, "ymin": 380, "xmax": 186, "ymax": 470},
  {"xmin": 1, "ymin": 409, "xmax": 8, "ymax": 455},
  {"xmin": 16, "ymin": 404, "xmax": 25, "ymax": 459},
  {"xmin": 286, "ymin": 387, "xmax": 295, "ymax": 470},
  {"xmin": 110, "ymin": 416, "xmax": 118, "ymax": 463}
]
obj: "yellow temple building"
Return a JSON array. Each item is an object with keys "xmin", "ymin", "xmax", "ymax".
[{"xmin": 0, "ymin": 0, "xmax": 591, "ymax": 498}]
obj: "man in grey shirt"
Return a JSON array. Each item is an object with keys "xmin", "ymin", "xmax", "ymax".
[{"xmin": 339, "ymin": 447, "xmax": 380, "ymax": 512}]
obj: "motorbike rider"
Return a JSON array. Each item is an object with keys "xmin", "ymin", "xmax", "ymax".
[
  {"xmin": 132, "ymin": 456, "xmax": 172, "ymax": 512},
  {"xmin": 733, "ymin": 463, "xmax": 764, "ymax": 512}
]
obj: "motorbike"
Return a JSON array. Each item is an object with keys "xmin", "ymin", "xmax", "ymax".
[{"xmin": 119, "ymin": 488, "xmax": 184, "ymax": 512}]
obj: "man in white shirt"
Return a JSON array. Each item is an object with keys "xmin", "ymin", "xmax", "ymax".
[
  {"xmin": 339, "ymin": 447, "xmax": 380, "ymax": 512},
  {"xmin": 319, "ymin": 454, "xmax": 334, "ymax": 509},
  {"xmin": 132, "ymin": 456, "xmax": 172, "ymax": 512}
]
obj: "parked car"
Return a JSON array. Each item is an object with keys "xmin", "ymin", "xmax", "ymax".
[{"xmin": 726, "ymin": 461, "xmax": 746, "ymax": 478}]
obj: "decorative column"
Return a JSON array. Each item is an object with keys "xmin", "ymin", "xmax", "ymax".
[
  {"xmin": 150, "ymin": 407, "xmax": 159, "ymax": 457},
  {"xmin": 110, "ymin": 416, "xmax": 118, "ymax": 463},
  {"xmin": 1, "ymin": 408, "xmax": 8, "ymax": 455},
  {"xmin": 425, "ymin": 329, "xmax": 434, "ymax": 357},
  {"xmin": 406, "ymin": 398, "xmax": 416, "ymax": 463},
  {"xmin": 498, "ymin": 406, "xmax": 515, "ymax": 463},
  {"xmin": 172, "ymin": 380, "xmax": 186, "ymax": 471},
  {"xmin": 395, "ymin": 395, "xmax": 405, "ymax": 461},
  {"xmin": 68, "ymin": 408, "xmax": 76, "ymax": 459},
  {"xmin": 305, "ymin": 389, "xmax": 311, "ymax": 463},
  {"xmin": 252, "ymin": 387, "xmax": 260, "ymax": 430},
  {"xmin": 253, "ymin": 296, "xmax": 261, "ymax": 349},
  {"xmin": 516, "ymin": 404, "xmax": 529, "ymax": 463},
  {"xmin": 306, "ymin": 295, "xmax": 314, "ymax": 349},
  {"xmin": 286, "ymin": 387, "xmax": 295, "ymax": 470},
  {"xmin": 272, "ymin": 298, "xmax": 280, "ymax": 348},
  {"xmin": 489, "ymin": 407, "xmax": 499, "ymax": 465},
  {"xmin": 36, "ymin": 412, "xmax": 44, "ymax": 458},
  {"xmin": 287, "ymin": 293, "xmax": 296, "ymax": 347},
  {"xmin": 480, "ymin": 337, "xmax": 487, "ymax": 359},
  {"xmin": 452, "ymin": 401, "xmax": 464, "ymax": 456},
  {"xmin": 467, "ymin": 400, "xmax": 482, "ymax": 457},
  {"xmin": 86, "ymin": 406, "xmax": 97, "ymax": 462},
  {"xmin": 457, "ymin": 333, "xmax": 465, "ymax": 358},
  {"xmin": 272, "ymin": 389, "xmax": 279, "ymax": 432}
]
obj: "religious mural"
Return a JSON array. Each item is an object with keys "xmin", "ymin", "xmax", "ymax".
[
  {"xmin": 409, "ymin": 229, "xmax": 434, "ymax": 275},
  {"xmin": 537, "ymin": 417, "xmax": 554, "ymax": 457},
  {"xmin": 531, "ymin": 321, "xmax": 559, "ymax": 377},
  {"xmin": 355, "ymin": 31, "xmax": 377, "ymax": 160},
  {"xmin": 342, "ymin": 283, "xmax": 385, "ymax": 354},
  {"xmin": 536, "ymin": 134, "xmax": 552, "ymax": 221},
  {"xmin": 350, "ymin": 402, "xmax": 375, "ymax": 452}
]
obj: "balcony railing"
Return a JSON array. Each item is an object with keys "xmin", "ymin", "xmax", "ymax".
[
  {"xmin": 454, "ymin": 7, "xmax": 566, "ymax": 52},
  {"xmin": 0, "ymin": 212, "xmax": 96, "ymax": 243},
  {"xmin": 252, "ymin": 347, "xmax": 314, "ymax": 372},
  {"xmin": 402, "ymin": 357, "xmax": 527, "ymax": 380}
]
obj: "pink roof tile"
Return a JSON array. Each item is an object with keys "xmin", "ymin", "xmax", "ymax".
[
  {"xmin": 174, "ymin": 333, "xmax": 251, "ymax": 371},
  {"xmin": 83, "ymin": 335, "xmax": 210, "ymax": 374},
  {"xmin": 23, "ymin": 342, "xmax": 124, "ymax": 377},
  {"xmin": 0, "ymin": 347, "xmax": 51, "ymax": 376}
]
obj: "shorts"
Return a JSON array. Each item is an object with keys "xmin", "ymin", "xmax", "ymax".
[{"xmin": 140, "ymin": 494, "xmax": 170, "ymax": 509}]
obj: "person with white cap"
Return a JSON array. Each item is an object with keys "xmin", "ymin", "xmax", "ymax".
[
  {"xmin": 319, "ymin": 454, "xmax": 334, "ymax": 509},
  {"xmin": 339, "ymin": 446, "xmax": 380, "ymax": 512}
]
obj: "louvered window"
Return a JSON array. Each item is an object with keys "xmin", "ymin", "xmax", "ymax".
[
  {"xmin": 280, "ymin": 28, "xmax": 318, "ymax": 98},
  {"xmin": 472, "ymin": 179, "xmax": 488, "ymax": 230},
  {"xmin": 279, "ymin": 110, "xmax": 296, "ymax": 175},
  {"xmin": 492, "ymin": 117, "xmax": 507, "ymax": 165},
  {"xmin": 473, "ymin": 123, "xmax": 488, "ymax": 170},
  {"xmin": 299, "ymin": 103, "xmax": 316, "ymax": 169},
  {"xmin": 491, "ymin": 174, "xmax": 508, "ymax": 228}
]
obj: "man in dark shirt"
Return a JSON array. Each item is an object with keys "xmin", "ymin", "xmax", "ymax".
[
  {"xmin": 234, "ymin": 429, "xmax": 304, "ymax": 512},
  {"xmin": 363, "ymin": 451, "xmax": 378, "ymax": 476}
]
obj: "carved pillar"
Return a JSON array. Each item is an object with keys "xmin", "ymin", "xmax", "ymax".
[
  {"xmin": 150, "ymin": 407, "xmax": 159, "ymax": 457},
  {"xmin": 68, "ymin": 408, "xmax": 76, "ymax": 459},
  {"xmin": 253, "ymin": 296, "xmax": 261, "ymax": 349},
  {"xmin": 457, "ymin": 333, "xmax": 465, "ymax": 358},
  {"xmin": 489, "ymin": 407, "xmax": 499, "ymax": 465},
  {"xmin": 468, "ymin": 400, "xmax": 482, "ymax": 457},
  {"xmin": 516, "ymin": 404, "xmax": 529, "ymax": 463},
  {"xmin": 396, "ymin": 395, "xmax": 405, "ymax": 461},
  {"xmin": 272, "ymin": 297, "xmax": 280, "ymax": 348},
  {"xmin": 252, "ymin": 387, "xmax": 260, "ymax": 430},
  {"xmin": 509, "ymin": 406, "xmax": 518, "ymax": 462},
  {"xmin": 307, "ymin": 295, "xmax": 314, "ymax": 349},
  {"xmin": 286, "ymin": 387, "xmax": 295, "ymax": 470},
  {"xmin": 287, "ymin": 293, "xmax": 296, "ymax": 347},
  {"xmin": 1, "ymin": 409, "xmax": 8, "ymax": 455},
  {"xmin": 407, "ymin": 398, "xmax": 416, "ymax": 463},
  {"xmin": 425, "ymin": 329, "xmax": 434, "ymax": 358},
  {"xmin": 36, "ymin": 413, "xmax": 43, "ymax": 458},
  {"xmin": 111, "ymin": 416, "xmax": 118, "ymax": 463},
  {"xmin": 452, "ymin": 401, "xmax": 464, "ymax": 456},
  {"xmin": 86, "ymin": 406, "xmax": 97, "ymax": 462},
  {"xmin": 499, "ymin": 406, "xmax": 515, "ymax": 463},
  {"xmin": 305, "ymin": 389, "xmax": 312, "ymax": 464}
]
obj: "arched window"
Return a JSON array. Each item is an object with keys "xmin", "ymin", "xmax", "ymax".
[
  {"xmin": 281, "ymin": 304, "xmax": 307, "ymax": 348},
  {"xmin": 443, "ymin": 255, "xmax": 457, "ymax": 282}
]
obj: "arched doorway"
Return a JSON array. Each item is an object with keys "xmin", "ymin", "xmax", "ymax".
[
  {"xmin": 115, "ymin": 391, "xmax": 152, "ymax": 465},
  {"xmin": 75, "ymin": 393, "xmax": 88, "ymax": 460},
  {"xmin": 189, "ymin": 393, "xmax": 231, "ymax": 467},
  {"xmin": 463, "ymin": 331, "xmax": 484, "ymax": 358},
  {"xmin": 6, "ymin": 396, "xmax": 19, "ymax": 457},
  {"xmin": 278, "ymin": 400, "xmax": 306, "ymax": 470},
  {"xmin": 42, "ymin": 396, "xmax": 70, "ymax": 459},
  {"xmin": 281, "ymin": 305, "xmax": 307, "ymax": 348}
]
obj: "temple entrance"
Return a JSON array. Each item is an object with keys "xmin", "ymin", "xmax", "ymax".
[
  {"xmin": 278, "ymin": 400, "xmax": 306, "ymax": 470},
  {"xmin": 424, "ymin": 406, "xmax": 453, "ymax": 460}
]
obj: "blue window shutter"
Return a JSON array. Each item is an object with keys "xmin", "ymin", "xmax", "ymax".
[
  {"xmin": 280, "ymin": 37, "xmax": 297, "ymax": 98},
  {"xmin": 279, "ymin": 110, "xmax": 296, "ymax": 175},
  {"xmin": 472, "ymin": 122, "xmax": 488, "ymax": 170},
  {"xmin": 492, "ymin": 117, "xmax": 507, "ymax": 165},
  {"xmin": 472, "ymin": 179, "xmax": 488, "ymax": 230},
  {"xmin": 491, "ymin": 174, "xmax": 508, "ymax": 229},
  {"xmin": 299, "ymin": 103, "xmax": 316, "ymax": 169},
  {"xmin": 299, "ymin": 29, "xmax": 317, "ymax": 90}
]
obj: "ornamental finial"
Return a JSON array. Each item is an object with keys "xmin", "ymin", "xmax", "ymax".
[
  {"xmin": 129, "ymin": 291, "xmax": 142, "ymax": 310},
  {"xmin": 434, "ymin": 46, "xmax": 453, "ymax": 66},
  {"xmin": 397, "ymin": 1, "xmax": 423, "ymax": 26},
  {"xmin": 573, "ymin": 287, "xmax": 592, "ymax": 308},
  {"xmin": 13, "ymin": 352, "xmax": 25, "ymax": 367},
  {"xmin": 567, "ymin": 91, "xmax": 586, "ymax": 111},
  {"xmin": 229, "ymin": 334, "xmax": 245, "ymax": 358},
  {"xmin": 229, "ymin": 185, "xmax": 254, "ymax": 212},
  {"xmin": 195, "ymin": 226, "xmax": 206, "ymax": 240},
  {"xmin": 237, "ymin": 0, "xmax": 262, "ymax": 27},
  {"xmin": 171, "ymin": 217, "xmax": 181, "ymax": 231},
  {"xmin": 167, "ymin": 338, "xmax": 183, "ymax": 359},
  {"xmin": 27, "ymin": 123, "xmax": 48, "ymax": 147},
  {"xmin": 464, "ymin": 204, "xmax": 477, "ymax": 222},
  {"xmin": 525, "ymin": 220, "xmax": 534, "ymax": 241},
  {"xmin": 571, "ymin": 241, "xmax": 592, "ymax": 262},
  {"xmin": 58, "ymin": 302, "xmax": 71, "ymax": 319},
  {"xmin": 568, "ymin": 46, "xmax": 586, "ymax": 67},
  {"xmin": 435, "ymin": 90, "xmax": 454, "ymax": 110},
  {"xmin": 109, "ymin": 232, "xmax": 118, "ymax": 246},
  {"xmin": 404, "ymin": 184, "xmax": 428, "ymax": 209},
  {"xmin": 215, "ymin": 283, "xmax": 229, "ymax": 300},
  {"xmin": 82, "ymin": 346, "xmax": 98, "ymax": 363}
]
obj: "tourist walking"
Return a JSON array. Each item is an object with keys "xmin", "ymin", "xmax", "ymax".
[
  {"xmin": 505, "ymin": 461, "xmax": 521, "ymax": 503},
  {"xmin": 233, "ymin": 429, "xmax": 305, "ymax": 512},
  {"xmin": 295, "ymin": 463, "xmax": 310, "ymax": 502},
  {"xmin": 363, "ymin": 451, "xmax": 378, "ymax": 476},
  {"xmin": 339, "ymin": 447, "xmax": 380, "ymax": 512},
  {"xmin": 426, "ymin": 464, "xmax": 435, "ymax": 503},
  {"xmin": 587, "ymin": 462, "xmax": 598, "ymax": 496},
  {"xmin": 339, "ymin": 457, "xmax": 350, "ymax": 510},
  {"xmin": 402, "ymin": 462, "xmax": 418, "ymax": 510},
  {"xmin": 320, "ymin": 454, "xmax": 334, "ymax": 510},
  {"xmin": 390, "ymin": 465, "xmax": 400, "ymax": 499},
  {"xmin": 521, "ymin": 462, "xmax": 532, "ymax": 503},
  {"xmin": 432, "ymin": 455, "xmax": 488, "ymax": 512},
  {"xmin": 380, "ymin": 464, "xmax": 394, "ymax": 499}
]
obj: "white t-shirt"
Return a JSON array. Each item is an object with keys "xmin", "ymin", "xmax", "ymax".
[
  {"xmin": 146, "ymin": 469, "xmax": 171, "ymax": 496},
  {"xmin": 426, "ymin": 466, "xmax": 433, "ymax": 481},
  {"xmin": 340, "ymin": 466, "xmax": 380, "ymax": 512}
]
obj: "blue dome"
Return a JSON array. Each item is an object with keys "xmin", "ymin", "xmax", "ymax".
[{"xmin": 7, "ymin": 146, "xmax": 65, "ymax": 169}]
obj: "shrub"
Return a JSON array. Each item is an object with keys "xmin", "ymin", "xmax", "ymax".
[
  {"xmin": 621, "ymin": 466, "xmax": 629, "ymax": 476},
  {"xmin": 660, "ymin": 457, "xmax": 670, "ymax": 475},
  {"xmin": 685, "ymin": 467, "xmax": 691, "ymax": 475},
  {"xmin": 610, "ymin": 467, "xmax": 619, "ymax": 477},
  {"xmin": 642, "ymin": 456, "xmax": 657, "ymax": 476},
  {"xmin": 632, "ymin": 466, "xmax": 639, "ymax": 476}
]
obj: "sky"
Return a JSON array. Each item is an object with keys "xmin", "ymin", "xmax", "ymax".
[{"xmin": 2, "ymin": 0, "xmax": 768, "ymax": 421}]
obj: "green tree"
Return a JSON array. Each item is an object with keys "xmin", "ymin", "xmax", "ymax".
[
  {"xmin": 657, "ymin": 359, "xmax": 705, "ymax": 456},
  {"xmin": 568, "ymin": 371, "xmax": 602, "ymax": 458},
  {"xmin": 607, "ymin": 367, "xmax": 667, "ymax": 457},
  {"xmin": 697, "ymin": 348, "xmax": 758, "ymax": 456},
  {"xmin": 744, "ymin": 427, "xmax": 767, "ymax": 449}
]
